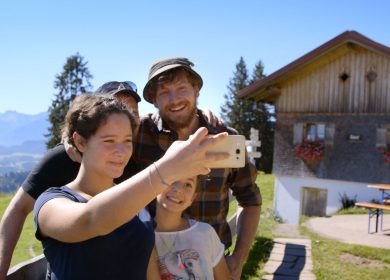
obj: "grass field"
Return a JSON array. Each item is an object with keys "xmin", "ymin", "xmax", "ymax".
[
  {"xmin": 300, "ymin": 218, "xmax": 390, "ymax": 280},
  {"xmin": 0, "ymin": 194, "xmax": 43, "ymax": 267},
  {"xmin": 231, "ymin": 174, "xmax": 390, "ymax": 280},
  {"xmin": 2, "ymin": 173, "xmax": 390, "ymax": 279},
  {"xmin": 240, "ymin": 172, "xmax": 278, "ymax": 279}
]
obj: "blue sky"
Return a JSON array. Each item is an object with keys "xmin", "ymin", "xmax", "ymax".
[{"xmin": 1, "ymin": 0, "xmax": 390, "ymax": 117}]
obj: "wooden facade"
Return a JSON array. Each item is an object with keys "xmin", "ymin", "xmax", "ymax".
[
  {"xmin": 240, "ymin": 31, "xmax": 390, "ymax": 114},
  {"xmin": 277, "ymin": 47, "xmax": 390, "ymax": 114},
  {"xmin": 240, "ymin": 31, "xmax": 390, "ymax": 183}
]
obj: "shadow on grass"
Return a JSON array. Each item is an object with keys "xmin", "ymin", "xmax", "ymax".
[{"xmin": 241, "ymin": 236, "xmax": 273, "ymax": 279}]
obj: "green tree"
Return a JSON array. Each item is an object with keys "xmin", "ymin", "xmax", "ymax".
[
  {"xmin": 249, "ymin": 61, "xmax": 275, "ymax": 173},
  {"xmin": 221, "ymin": 57, "xmax": 253, "ymax": 138},
  {"xmin": 46, "ymin": 53, "xmax": 93, "ymax": 148},
  {"xmin": 221, "ymin": 57, "xmax": 275, "ymax": 173}
]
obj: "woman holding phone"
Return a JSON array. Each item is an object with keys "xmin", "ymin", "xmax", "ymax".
[{"xmin": 34, "ymin": 94, "xmax": 227, "ymax": 280}]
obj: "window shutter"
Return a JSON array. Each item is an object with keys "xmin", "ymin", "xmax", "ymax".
[
  {"xmin": 325, "ymin": 123, "xmax": 335, "ymax": 146},
  {"xmin": 293, "ymin": 123, "xmax": 303, "ymax": 144},
  {"xmin": 376, "ymin": 125, "xmax": 387, "ymax": 148}
]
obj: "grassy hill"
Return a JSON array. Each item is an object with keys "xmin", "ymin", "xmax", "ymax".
[{"xmin": 0, "ymin": 194, "xmax": 43, "ymax": 267}]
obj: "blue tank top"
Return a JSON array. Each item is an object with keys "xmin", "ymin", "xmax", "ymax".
[{"xmin": 34, "ymin": 186, "xmax": 155, "ymax": 280}]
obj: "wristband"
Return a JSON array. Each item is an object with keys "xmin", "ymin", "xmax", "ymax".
[
  {"xmin": 153, "ymin": 162, "xmax": 170, "ymax": 188},
  {"xmin": 148, "ymin": 165, "xmax": 158, "ymax": 196}
]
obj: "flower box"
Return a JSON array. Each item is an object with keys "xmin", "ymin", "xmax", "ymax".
[
  {"xmin": 294, "ymin": 140, "xmax": 325, "ymax": 161},
  {"xmin": 378, "ymin": 146, "xmax": 390, "ymax": 164}
]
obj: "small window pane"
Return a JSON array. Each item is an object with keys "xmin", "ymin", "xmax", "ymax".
[
  {"xmin": 317, "ymin": 124, "xmax": 325, "ymax": 140},
  {"xmin": 306, "ymin": 124, "xmax": 315, "ymax": 141},
  {"xmin": 304, "ymin": 123, "xmax": 325, "ymax": 142}
]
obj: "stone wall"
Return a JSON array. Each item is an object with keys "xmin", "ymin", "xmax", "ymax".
[{"xmin": 273, "ymin": 113, "xmax": 390, "ymax": 183}]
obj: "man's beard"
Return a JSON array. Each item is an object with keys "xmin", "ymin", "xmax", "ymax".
[{"xmin": 159, "ymin": 102, "xmax": 197, "ymax": 131}]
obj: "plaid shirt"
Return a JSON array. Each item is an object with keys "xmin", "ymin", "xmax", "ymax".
[{"xmin": 134, "ymin": 110, "xmax": 262, "ymax": 248}]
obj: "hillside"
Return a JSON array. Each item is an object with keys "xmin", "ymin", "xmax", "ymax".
[
  {"xmin": 0, "ymin": 140, "xmax": 45, "ymax": 173},
  {"xmin": 0, "ymin": 111, "xmax": 47, "ymax": 173},
  {"xmin": 0, "ymin": 111, "xmax": 48, "ymax": 192}
]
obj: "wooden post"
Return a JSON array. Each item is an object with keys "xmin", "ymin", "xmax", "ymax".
[{"xmin": 245, "ymin": 128, "xmax": 261, "ymax": 165}]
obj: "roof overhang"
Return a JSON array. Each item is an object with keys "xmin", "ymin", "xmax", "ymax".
[{"xmin": 239, "ymin": 30, "xmax": 390, "ymax": 103}]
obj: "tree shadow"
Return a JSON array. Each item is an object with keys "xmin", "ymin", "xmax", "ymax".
[
  {"xmin": 273, "ymin": 243, "xmax": 307, "ymax": 279},
  {"xmin": 241, "ymin": 236, "xmax": 273, "ymax": 279}
]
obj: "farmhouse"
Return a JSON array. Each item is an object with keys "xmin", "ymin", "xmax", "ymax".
[{"xmin": 240, "ymin": 31, "xmax": 390, "ymax": 224}]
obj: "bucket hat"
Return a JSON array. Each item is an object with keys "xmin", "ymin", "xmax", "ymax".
[{"xmin": 143, "ymin": 57, "xmax": 203, "ymax": 103}]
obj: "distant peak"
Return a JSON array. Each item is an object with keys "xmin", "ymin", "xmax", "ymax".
[{"xmin": 0, "ymin": 110, "xmax": 46, "ymax": 117}]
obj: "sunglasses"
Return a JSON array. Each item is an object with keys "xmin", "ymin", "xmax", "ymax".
[
  {"xmin": 122, "ymin": 81, "xmax": 138, "ymax": 93},
  {"xmin": 98, "ymin": 81, "xmax": 138, "ymax": 94}
]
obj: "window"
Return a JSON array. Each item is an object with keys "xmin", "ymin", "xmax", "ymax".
[
  {"xmin": 294, "ymin": 122, "xmax": 330, "ymax": 144},
  {"xmin": 294, "ymin": 122, "xmax": 333, "ymax": 146},
  {"xmin": 304, "ymin": 123, "xmax": 325, "ymax": 142}
]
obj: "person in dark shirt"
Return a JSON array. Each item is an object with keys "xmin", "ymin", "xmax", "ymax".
[
  {"xmin": 0, "ymin": 81, "xmax": 142, "ymax": 279},
  {"xmin": 34, "ymin": 94, "xmax": 155, "ymax": 279}
]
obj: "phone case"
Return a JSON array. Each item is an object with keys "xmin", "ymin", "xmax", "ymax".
[{"xmin": 206, "ymin": 135, "xmax": 246, "ymax": 168}]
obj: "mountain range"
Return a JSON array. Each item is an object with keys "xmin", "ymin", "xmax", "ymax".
[
  {"xmin": 0, "ymin": 110, "xmax": 48, "ymax": 174},
  {"xmin": 0, "ymin": 110, "xmax": 48, "ymax": 146}
]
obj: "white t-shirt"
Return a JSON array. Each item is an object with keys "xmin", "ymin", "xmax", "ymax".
[{"xmin": 155, "ymin": 219, "xmax": 225, "ymax": 280}]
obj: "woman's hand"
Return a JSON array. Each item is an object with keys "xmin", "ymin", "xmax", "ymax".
[{"xmin": 155, "ymin": 127, "xmax": 229, "ymax": 184}]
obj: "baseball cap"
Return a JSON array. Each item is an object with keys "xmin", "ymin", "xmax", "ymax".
[
  {"xmin": 94, "ymin": 81, "xmax": 141, "ymax": 103},
  {"xmin": 143, "ymin": 57, "xmax": 203, "ymax": 103}
]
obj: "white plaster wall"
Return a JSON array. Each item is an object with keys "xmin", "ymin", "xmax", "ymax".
[{"xmin": 274, "ymin": 175, "xmax": 383, "ymax": 224}]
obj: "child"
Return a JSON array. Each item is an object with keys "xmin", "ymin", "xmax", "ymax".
[{"xmin": 154, "ymin": 177, "xmax": 231, "ymax": 280}]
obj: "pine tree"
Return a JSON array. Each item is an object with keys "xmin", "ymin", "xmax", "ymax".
[
  {"xmin": 221, "ymin": 57, "xmax": 275, "ymax": 173},
  {"xmin": 221, "ymin": 57, "xmax": 253, "ymax": 138},
  {"xmin": 46, "ymin": 53, "xmax": 93, "ymax": 148},
  {"xmin": 249, "ymin": 61, "xmax": 275, "ymax": 173}
]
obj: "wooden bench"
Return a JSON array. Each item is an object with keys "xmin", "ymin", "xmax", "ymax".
[
  {"xmin": 355, "ymin": 202, "xmax": 390, "ymax": 233},
  {"xmin": 7, "ymin": 254, "xmax": 47, "ymax": 280}
]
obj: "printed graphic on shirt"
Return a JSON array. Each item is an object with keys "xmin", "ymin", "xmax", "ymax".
[{"xmin": 158, "ymin": 248, "xmax": 208, "ymax": 280}]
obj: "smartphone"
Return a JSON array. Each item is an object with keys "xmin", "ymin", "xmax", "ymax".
[{"xmin": 206, "ymin": 135, "xmax": 246, "ymax": 168}]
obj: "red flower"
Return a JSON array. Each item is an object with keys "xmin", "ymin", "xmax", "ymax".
[
  {"xmin": 379, "ymin": 146, "xmax": 390, "ymax": 164},
  {"xmin": 295, "ymin": 140, "xmax": 325, "ymax": 161}
]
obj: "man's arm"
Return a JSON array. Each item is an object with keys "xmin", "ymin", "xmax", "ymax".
[
  {"xmin": 226, "ymin": 205, "xmax": 261, "ymax": 280},
  {"xmin": 0, "ymin": 188, "xmax": 35, "ymax": 280},
  {"xmin": 225, "ymin": 142, "xmax": 261, "ymax": 279}
]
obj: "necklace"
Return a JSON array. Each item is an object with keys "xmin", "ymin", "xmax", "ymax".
[{"xmin": 156, "ymin": 232, "xmax": 185, "ymax": 270}]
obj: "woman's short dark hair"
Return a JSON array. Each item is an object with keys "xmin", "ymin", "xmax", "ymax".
[{"xmin": 62, "ymin": 94, "xmax": 136, "ymax": 148}]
